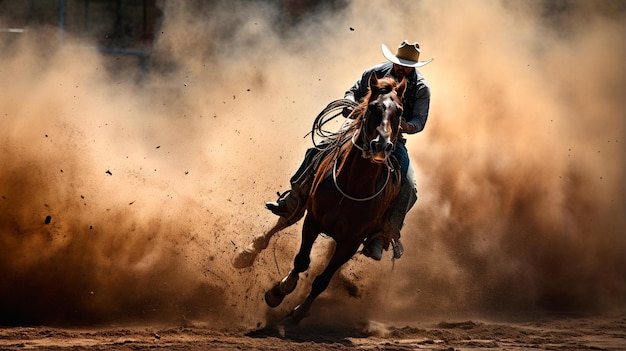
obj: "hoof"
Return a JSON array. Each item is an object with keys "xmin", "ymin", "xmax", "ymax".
[
  {"xmin": 264, "ymin": 283, "xmax": 285, "ymax": 308},
  {"xmin": 279, "ymin": 313, "xmax": 301, "ymax": 329},
  {"xmin": 232, "ymin": 248, "xmax": 257, "ymax": 269},
  {"xmin": 274, "ymin": 313, "xmax": 302, "ymax": 338},
  {"xmin": 291, "ymin": 303, "xmax": 310, "ymax": 322}
]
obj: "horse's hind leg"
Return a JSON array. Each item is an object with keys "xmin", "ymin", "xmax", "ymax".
[
  {"xmin": 232, "ymin": 216, "xmax": 291, "ymax": 269},
  {"xmin": 265, "ymin": 214, "xmax": 320, "ymax": 308}
]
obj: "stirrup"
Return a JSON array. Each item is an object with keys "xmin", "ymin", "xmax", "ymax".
[{"xmin": 392, "ymin": 238, "xmax": 404, "ymax": 259}]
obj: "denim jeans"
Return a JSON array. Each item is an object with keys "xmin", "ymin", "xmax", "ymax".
[{"xmin": 393, "ymin": 141, "xmax": 410, "ymax": 179}]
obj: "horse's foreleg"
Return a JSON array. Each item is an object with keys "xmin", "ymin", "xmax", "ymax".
[
  {"xmin": 264, "ymin": 270, "xmax": 299, "ymax": 308},
  {"xmin": 232, "ymin": 217, "xmax": 291, "ymax": 269},
  {"xmin": 265, "ymin": 215, "xmax": 319, "ymax": 308},
  {"xmin": 286, "ymin": 241, "xmax": 360, "ymax": 324}
]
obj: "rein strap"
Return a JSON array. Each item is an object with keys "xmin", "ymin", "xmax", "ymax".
[{"xmin": 332, "ymin": 156, "xmax": 390, "ymax": 202}]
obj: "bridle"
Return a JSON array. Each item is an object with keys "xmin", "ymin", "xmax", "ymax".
[
  {"xmin": 332, "ymin": 93, "xmax": 402, "ymax": 202},
  {"xmin": 351, "ymin": 93, "xmax": 402, "ymax": 166}
]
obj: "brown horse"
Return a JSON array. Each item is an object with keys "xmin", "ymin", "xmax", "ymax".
[{"xmin": 234, "ymin": 74, "xmax": 406, "ymax": 326}]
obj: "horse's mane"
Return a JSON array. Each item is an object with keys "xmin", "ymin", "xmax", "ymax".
[{"xmin": 311, "ymin": 77, "xmax": 400, "ymax": 154}]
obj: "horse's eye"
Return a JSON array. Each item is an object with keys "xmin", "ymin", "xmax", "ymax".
[{"xmin": 368, "ymin": 103, "xmax": 382, "ymax": 114}]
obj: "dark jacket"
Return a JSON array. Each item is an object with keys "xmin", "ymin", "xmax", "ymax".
[{"xmin": 344, "ymin": 62, "xmax": 431, "ymax": 135}]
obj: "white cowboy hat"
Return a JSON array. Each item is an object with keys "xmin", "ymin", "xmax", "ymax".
[{"xmin": 382, "ymin": 40, "xmax": 433, "ymax": 68}]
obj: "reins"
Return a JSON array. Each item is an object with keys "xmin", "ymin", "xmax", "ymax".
[
  {"xmin": 332, "ymin": 156, "xmax": 391, "ymax": 202},
  {"xmin": 309, "ymin": 98, "xmax": 359, "ymax": 150}
]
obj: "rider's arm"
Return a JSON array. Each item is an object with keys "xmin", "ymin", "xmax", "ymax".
[
  {"xmin": 345, "ymin": 64, "xmax": 389, "ymax": 103},
  {"xmin": 402, "ymin": 82, "xmax": 430, "ymax": 134},
  {"xmin": 344, "ymin": 73, "xmax": 369, "ymax": 103},
  {"xmin": 343, "ymin": 80, "xmax": 361, "ymax": 117},
  {"xmin": 343, "ymin": 69, "xmax": 374, "ymax": 117}
]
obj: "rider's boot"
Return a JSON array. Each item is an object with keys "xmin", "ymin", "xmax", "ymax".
[
  {"xmin": 265, "ymin": 191, "xmax": 298, "ymax": 218},
  {"xmin": 388, "ymin": 223, "xmax": 405, "ymax": 259},
  {"xmin": 364, "ymin": 178, "xmax": 417, "ymax": 260},
  {"xmin": 265, "ymin": 175, "xmax": 311, "ymax": 222},
  {"xmin": 266, "ymin": 148, "xmax": 319, "ymax": 221},
  {"xmin": 387, "ymin": 178, "xmax": 417, "ymax": 259}
]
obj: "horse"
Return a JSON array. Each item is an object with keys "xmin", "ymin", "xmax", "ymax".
[{"xmin": 233, "ymin": 74, "xmax": 406, "ymax": 326}]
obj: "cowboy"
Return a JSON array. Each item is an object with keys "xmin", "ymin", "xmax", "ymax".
[{"xmin": 266, "ymin": 40, "xmax": 432, "ymax": 260}]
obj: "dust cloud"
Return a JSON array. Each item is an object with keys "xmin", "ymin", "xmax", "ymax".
[{"xmin": 0, "ymin": 0, "xmax": 624, "ymax": 328}]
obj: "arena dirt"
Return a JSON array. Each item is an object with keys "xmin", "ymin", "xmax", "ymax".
[{"xmin": 0, "ymin": 1, "xmax": 624, "ymax": 344}]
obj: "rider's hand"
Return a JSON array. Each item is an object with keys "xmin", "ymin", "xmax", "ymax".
[
  {"xmin": 400, "ymin": 119, "xmax": 416, "ymax": 133},
  {"xmin": 342, "ymin": 107, "xmax": 353, "ymax": 118}
]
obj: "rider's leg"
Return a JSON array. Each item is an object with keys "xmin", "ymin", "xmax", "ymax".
[
  {"xmin": 386, "ymin": 166, "xmax": 418, "ymax": 258},
  {"xmin": 364, "ymin": 141, "xmax": 417, "ymax": 260},
  {"xmin": 265, "ymin": 148, "xmax": 318, "ymax": 220}
]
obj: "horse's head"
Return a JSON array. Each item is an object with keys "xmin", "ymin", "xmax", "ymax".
[{"xmin": 358, "ymin": 74, "xmax": 406, "ymax": 164}]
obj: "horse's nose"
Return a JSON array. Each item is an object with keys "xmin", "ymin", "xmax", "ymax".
[
  {"xmin": 370, "ymin": 139, "xmax": 380, "ymax": 153},
  {"xmin": 370, "ymin": 138, "xmax": 394, "ymax": 155},
  {"xmin": 384, "ymin": 142, "xmax": 393, "ymax": 153}
]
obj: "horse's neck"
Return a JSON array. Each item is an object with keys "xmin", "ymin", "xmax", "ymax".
[{"xmin": 337, "ymin": 146, "xmax": 387, "ymax": 192}]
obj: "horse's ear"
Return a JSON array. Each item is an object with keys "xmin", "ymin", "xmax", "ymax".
[
  {"xmin": 395, "ymin": 77, "xmax": 407, "ymax": 99},
  {"xmin": 368, "ymin": 73, "xmax": 379, "ymax": 91}
]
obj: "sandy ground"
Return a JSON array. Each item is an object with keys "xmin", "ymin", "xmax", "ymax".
[{"xmin": 1, "ymin": 313, "xmax": 624, "ymax": 350}]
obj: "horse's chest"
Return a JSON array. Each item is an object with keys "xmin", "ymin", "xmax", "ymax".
[{"xmin": 312, "ymin": 197, "xmax": 383, "ymax": 236}]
